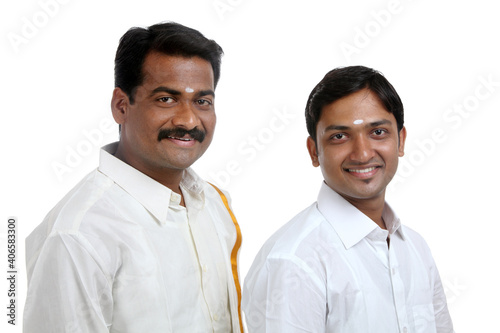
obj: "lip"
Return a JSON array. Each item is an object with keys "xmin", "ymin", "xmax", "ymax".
[
  {"xmin": 165, "ymin": 136, "xmax": 197, "ymax": 147},
  {"xmin": 344, "ymin": 166, "xmax": 381, "ymax": 179}
]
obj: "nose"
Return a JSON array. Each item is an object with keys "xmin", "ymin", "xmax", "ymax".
[
  {"xmin": 171, "ymin": 102, "xmax": 200, "ymax": 129},
  {"xmin": 350, "ymin": 135, "xmax": 375, "ymax": 163}
]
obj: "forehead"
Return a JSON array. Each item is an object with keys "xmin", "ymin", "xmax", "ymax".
[
  {"xmin": 319, "ymin": 89, "xmax": 394, "ymax": 124},
  {"xmin": 140, "ymin": 52, "xmax": 214, "ymax": 89}
]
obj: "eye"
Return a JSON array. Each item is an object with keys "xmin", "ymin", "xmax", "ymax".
[
  {"xmin": 330, "ymin": 133, "xmax": 347, "ymax": 141},
  {"xmin": 196, "ymin": 98, "xmax": 213, "ymax": 106},
  {"xmin": 157, "ymin": 96, "xmax": 175, "ymax": 104},
  {"xmin": 372, "ymin": 128, "xmax": 388, "ymax": 137}
]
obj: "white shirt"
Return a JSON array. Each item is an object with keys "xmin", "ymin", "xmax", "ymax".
[
  {"xmin": 24, "ymin": 142, "xmax": 243, "ymax": 333},
  {"xmin": 242, "ymin": 182, "xmax": 454, "ymax": 333}
]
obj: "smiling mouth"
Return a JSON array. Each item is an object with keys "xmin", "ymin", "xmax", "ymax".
[
  {"xmin": 344, "ymin": 166, "xmax": 381, "ymax": 179},
  {"xmin": 346, "ymin": 167, "xmax": 378, "ymax": 174},
  {"xmin": 167, "ymin": 136, "xmax": 194, "ymax": 141},
  {"xmin": 163, "ymin": 135, "xmax": 198, "ymax": 148},
  {"xmin": 158, "ymin": 127, "xmax": 205, "ymax": 143}
]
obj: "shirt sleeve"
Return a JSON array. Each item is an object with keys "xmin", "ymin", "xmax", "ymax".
[
  {"xmin": 431, "ymin": 263, "xmax": 455, "ymax": 333},
  {"xmin": 24, "ymin": 231, "xmax": 113, "ymax": 333},
  {"xmin": 243, "ymin": 256, "xmax": 326, "ymax": 333}
]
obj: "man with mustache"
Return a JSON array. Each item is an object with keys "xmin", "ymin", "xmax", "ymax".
[
  {"xmin": 242, "ymin": 66, "xmax": 454, "ymax": 332},
  {"xmin": 24, "ymin": 22, "xmax": 243, "ymax": 332}
]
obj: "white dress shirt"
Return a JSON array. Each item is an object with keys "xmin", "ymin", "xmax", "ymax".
[
  {"xmin": 242, "ymin": 182, "xmax": 454, "ymax": 333},
  {"xmin": 24, "ymin": 142, "xmax": 243, "ymax": 333}
]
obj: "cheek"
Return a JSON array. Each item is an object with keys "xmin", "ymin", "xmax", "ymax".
[
  {"xmin": 380, "ymin": 145, "xmax": 401, "ymax": 168},
  {"xmin": 145, "ymin": 110, "xmax": 174, "ymax": 133},
  {"xmin": 201, "ymin": 112, "xmax": 216, "ymax": 132},
  {"xmin": 318, "ymin": 146, "xmax": 344, "ymax": 170},
  {"xmin": 130, "ymin": 104, "xmax": 155, "ymax": 126}
]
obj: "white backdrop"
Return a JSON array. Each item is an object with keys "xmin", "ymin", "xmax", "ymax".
[{"xmin": 2, "ymin": 0, "xmax": 499, "ymax": 331}]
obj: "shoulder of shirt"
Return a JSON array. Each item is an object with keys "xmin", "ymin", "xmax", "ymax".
[
  {"xmin": 244, "ymin": 203, "xmax": 332, "ymax": 289},
  {"xmin": 29, "ymin": 169, "xmax": 116, "ymax": 239},
  {"xmin": 256, "ymin": 202, "xmax": 332, "ymax": 259},
  {"xmin": 202, "ymin": 180, "xmax": 233, "ymax": 206}
]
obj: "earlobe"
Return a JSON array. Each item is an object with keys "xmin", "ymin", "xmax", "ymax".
[
  {"xmin": 398, "ymin": 126, "xmax": 407, "ymax": 157},
  {"xmin": 111, "ymin": 87, "xmax": 129, "ymax": 125},
  {"xmin": 306, "ymin": 136, "xmax": 320, "ymax": 167}
]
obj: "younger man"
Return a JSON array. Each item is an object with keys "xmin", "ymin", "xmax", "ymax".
[{"xmin": 243, "ymin": 66, "xmax": 454, "ymax": 332}]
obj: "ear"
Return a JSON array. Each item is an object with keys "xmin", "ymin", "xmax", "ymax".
[
  {"xmin": 306, "ymin": 136, "xmax": 320, "ymax": 167},
  {"xmin": 398, "ymin": 126, "xmax": 407, "ymax": 157},
  {"xmin": 111, "ymin": 87, "xmax": 130, "ymax": 126}
]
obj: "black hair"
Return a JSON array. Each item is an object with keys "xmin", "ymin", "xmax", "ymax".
[
  {"xmin": 114, "ymin": 22, "xmax": 224, "ymax": 104},
  {"xmin": 305, "ymin": 66, "xmax": 404, "ymax": 142}
]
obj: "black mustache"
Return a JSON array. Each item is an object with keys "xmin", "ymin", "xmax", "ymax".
[{"xmin": 157, "ymin": 127, "xmax": 206, "ymax": 143}]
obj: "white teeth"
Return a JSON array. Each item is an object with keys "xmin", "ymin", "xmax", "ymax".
[
  {"xmin": 168, "ymin": 136, "xmax": 193, "ymax": 141},
  {"xmin": 348, "ymin": 167, "xmax": 376, "ymax": 173}
]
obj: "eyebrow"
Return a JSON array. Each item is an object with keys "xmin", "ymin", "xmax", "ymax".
[
  {"xmin": 150, "ymin": 86, "xmax": 215, "ymax": 98},
  {"xmin": 151, "ymin": 86, "xmax": 182, "ymax": 96},
  {"xmin": 369, "ymin": 119, "xmax": 392, "ymax": 127},
  {"xmin": 196, "ymin": 89, "xmax": 215, "ymax": 98},
  {"xmin": 324, "ymin": 125, "xmax": 350, "ymax": 132},
  {"xmin": 323, "ymin": 119, "xmax": 393, "ymax": 132}
]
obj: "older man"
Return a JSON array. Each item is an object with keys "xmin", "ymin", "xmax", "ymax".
[{"xmin": 24, "ymin": 22, "xmax": 243, "ymax": 333}]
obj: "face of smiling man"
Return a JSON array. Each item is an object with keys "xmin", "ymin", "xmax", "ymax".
[
  {"xmin": 307, "ymin": 88, "xmax": 406, "ymax": 210},
  {"xmin": 111, "ymin": 52, "xmax": 216, "ymax": 189}
]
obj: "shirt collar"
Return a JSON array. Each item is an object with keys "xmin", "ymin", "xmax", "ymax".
[
  {"xmin": 382, "ymin": 201, "xmax": 404, "ymax": 240},
  {"xmin": 98, "ymin": 142, "xmax": 206, "ymax": 224},
  {"xmin": 317, "ymin": 182, "xmax": 404, "ymax": 249}
]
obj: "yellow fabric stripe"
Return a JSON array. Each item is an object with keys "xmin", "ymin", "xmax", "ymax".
[{"xmin": 209, "ymin": 183, "xmax": 244, "ymax": 333}]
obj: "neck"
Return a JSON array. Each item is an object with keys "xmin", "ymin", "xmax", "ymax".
[
  {"xmin": 113, "ymin": 144, "xmax": 184, "ymax": 196},
  {"xmin": 342, "ymin": 193, "xmax": 387, "ymax": 230}
]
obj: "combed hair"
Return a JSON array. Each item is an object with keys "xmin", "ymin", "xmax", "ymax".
[
  {"xmin": 305, "ymin": 66, "xmax": 404, "ymax": 142},
  {"xmin": 114, "ymin": 22, "xmax": 223, "ymax": 104}
]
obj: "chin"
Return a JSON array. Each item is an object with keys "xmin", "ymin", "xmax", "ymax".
[{"xmin": 337, "ymin": 184, "xmax": 385, "ymax": 201}]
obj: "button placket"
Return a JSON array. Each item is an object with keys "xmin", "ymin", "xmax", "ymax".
[{"xmin": 388, "ymin": 247, "xmax": 409, "ymax": 332}]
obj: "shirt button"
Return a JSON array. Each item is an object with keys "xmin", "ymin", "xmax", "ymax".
[
  {"xmin": 213, "ymin": 314, "xmax": 219, "ymax": 321},
  {"xmin": 391, "ymin": 268, "xmax": 396, "ymax": 275},
  {"xmin": 202, "ymin": 264, "xmax": 208, "ymax": 273},
  {"xmin": 402, "ymin": 327, "xmax": 408, "ymax": 333}
]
